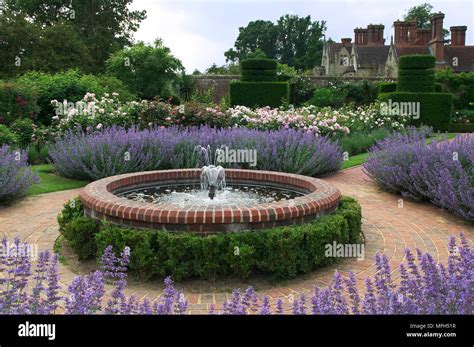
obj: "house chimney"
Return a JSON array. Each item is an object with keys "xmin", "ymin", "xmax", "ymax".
[
  {"xmin": 394, "ymin": 20, "xmax": 408, "ymax": 45},
  {"xmin": 415, "ymin": 28, "xmax": 431, "ymax": 45},
  {"xmin": 341, "ymin": 37, "xmax": 352, "ymax": 47},
  {"xmin": 367, "ymin": 24, "xmax": 385, "ymax": 46},
  {"xmin": 429, "ymin": 12, "xmax": 445, "ymax": 65},
  {"xmin": 407, "ymin": 21, "xmax": 417, "ymax": 45},
  {"xmin": 354, "ymin": 28, "xmax": 368, "ymax": 45},
  {"xmin": 430, "ymin": 12, "xmax": 445, "ymax": 41},
  {"xmin": 450, "ymin": 26, "xmax": 467, "ymax": 46}
]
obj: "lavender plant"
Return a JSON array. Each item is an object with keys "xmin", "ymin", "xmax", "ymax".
[
  {"xmin": 48, "ymin": 126, "xmax": 344, "ymax": 180},
  {"xmin": 1, "ymin": 234, "xmax": 471, "ymax": 315},
  {"xmin": 363, "ymin": 129, "xmax": 474, "ymax": 221},
  {"xmin": 0, "ymin": 144, "xmax": 39, "ymax": 204}
]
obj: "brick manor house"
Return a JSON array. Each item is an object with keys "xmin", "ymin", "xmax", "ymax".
[{"xmin": 320, "ymin": 12, "xmax": 474, "ymax": 77}]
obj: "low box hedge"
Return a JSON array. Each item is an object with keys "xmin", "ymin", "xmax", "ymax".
[
  {"xmin": 240, "ymin": 58, "xmax": 278, "ymax": 70},
  {"xmin": 450, "ymin": 122, "xmax": 474, "ymax": 133},
  {"xmin": 58, "ymin": 196, "xmax": 363, "ymax": 281},
  {"xmin": 230, "ymin": 81, "xmax": 290, "ymax": 108},
  {"xmin": 378, "ymin": 92, "xmax": 453, "ymax": 131},
  {"xmin": 379, "ymin": 82, "xmax": 397, "ymax": 93},
  {"xmin": 398, "ymin": 55, "xmax": 436, "ymax": 69}
]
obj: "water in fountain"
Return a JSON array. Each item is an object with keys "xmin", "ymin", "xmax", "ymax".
[
  {"xmin": 196, "ymin": 145, "xmax": 226, "ymax": 200},
  {"xmin": 117, "ymin": 145, "xmax": 304, "ymax": 206}
]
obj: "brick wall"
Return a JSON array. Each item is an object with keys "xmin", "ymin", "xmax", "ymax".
[{"xmin": 192, "ymin": 75, "xmax": 389, "ymax": 103}]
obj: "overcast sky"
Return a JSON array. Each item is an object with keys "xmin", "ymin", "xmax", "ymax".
[{"xmin": 130, "ymin": 0, "xmax": 474, "ymax": 72}]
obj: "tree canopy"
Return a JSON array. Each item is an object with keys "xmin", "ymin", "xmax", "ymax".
[
  {"xmin": 106, "ymin": 39, "xmax": 184, "ymax": 99},
  {"xmin": 225, "ymin": 15, "xmax": 326, "ymax": 71},
  {"xmin": 0, "ymin": 0, "xmax": 146, "ymax": 77}
]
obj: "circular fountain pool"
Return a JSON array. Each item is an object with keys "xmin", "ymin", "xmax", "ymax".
[{"xmin": 80, "ymin": 169, "xmax": 341, "ymax": 233}]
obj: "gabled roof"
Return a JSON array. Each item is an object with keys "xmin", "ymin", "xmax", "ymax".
[
  {"xmin": 355, "ymin": 45, "xmax": 390, "ymax": 68},
  {"xmin": 326, "ymin": 43, "xmax": 352, "ymax": 63},
  {"xmin": 393, "ymin": 46, "xmax": 431, "ymax": 60},
  {"xmin": 444, "ymin": 46, "xmax": 474, "ymax": 72}
]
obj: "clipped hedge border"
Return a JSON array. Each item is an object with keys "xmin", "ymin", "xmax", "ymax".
[
  {"xmin": 379, "ymin": 82, "xmax": 397, "ymax": 93},
  {"xmin": 230, "ymin": 81, "xmax": 290, "ymax": 108},
  {"xmin": 450, "ymin": 122, "xmax": 474, "ymax": 133},
  {"xmin": 398, "ymin": 55, "xmax": 436, "ymax": 69},
  {"xmin": 58, "ymin": 196, "xmax": 363, "ymax": 281},
  {"xmin": 378, "ymin": 92, "xmax": 453, "ymax": 131},
  {"xmin": 240, "ymin": 58, "xmax": 278, "ymax": 70}
]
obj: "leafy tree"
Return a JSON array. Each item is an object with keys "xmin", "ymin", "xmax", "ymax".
[
  {"xmin": 205, "ymin": 63, "xmax": 240, "ymax": 75},
  {"xmin": 403, "ymin": 3, "xmax": 449, "ymax": 39},
  {"xmin": 224, "ymin": 20, "xmax": 278, "ymax": 62},
  {"xmin": 225, "ymin": 15, "xmax": 326, "ymax": 70},
  {"xmin": 0, "ymin": 0, "xmax": 146, "ymax": 74},
  {"xmin": 106, "ymin": 39, "xmax": 184, "ymax": 99}
]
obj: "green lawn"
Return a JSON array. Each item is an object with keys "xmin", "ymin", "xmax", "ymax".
[{"xmin": 27, "ymin": 164, "xmax": 89, "ymax": 196}]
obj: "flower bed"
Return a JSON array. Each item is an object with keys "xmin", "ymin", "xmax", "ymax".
[
  {"xmin": 48, "ymin": 93, "xmax": 409, "ymax": 138},
  {"xmin": 48, "ymin": 126, "xmax": 344, "ymax": 180},
  {"xmin": 1, "ymin": 233, "xmax": 471, "ymax": 314},
  {"xmin": 0, "ymin": 144, "xmax": 38, "ymax": 204},
  {"xmin": 363, "ymin": 129, "xmax": 474, "ymax": 221}
]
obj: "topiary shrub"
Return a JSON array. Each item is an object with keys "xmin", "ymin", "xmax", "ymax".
[
  {"xmin": 63, "ymin": 196, "xmax": 363, "ymax": 281},
  {"xmin": 230, "ymin": 57, "xmax": 289, "ymax": 108},
  {"xmin": 398, "ymin": 55, "xmax": 436, "ymax": 69},
  {"xmin": 378, "ymin": 92, "xmax": 453, "ymax": 131},
  {"xmin": 240, "ymin": 58, "xmax": 278, "ymax": 70},
  {"xmin": 378, "ymin": 55, "xmax": 453, "ymax": 131},
  {"xmin": 230, "ymin": 81, "xmax": 290, "ymax": 107}
]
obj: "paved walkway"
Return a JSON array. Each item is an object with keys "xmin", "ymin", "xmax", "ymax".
[{"xmin": 1, "ymin": 166, "xmax": 472, "ymax": 313}]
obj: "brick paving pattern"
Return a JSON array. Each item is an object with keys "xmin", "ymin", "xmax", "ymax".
[{"xmin": 1, "ymin": 165, "xmax": 472, "ymax": 314}]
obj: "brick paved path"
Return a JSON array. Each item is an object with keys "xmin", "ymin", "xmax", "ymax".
[{"xmin": 1, "ymin": 166, "xmax": 472, "ymax": 313}]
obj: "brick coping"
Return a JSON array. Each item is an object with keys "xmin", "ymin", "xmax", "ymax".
[{"xmin": 80, "ymin": 169, "xmax": 341, "ymax": 232}]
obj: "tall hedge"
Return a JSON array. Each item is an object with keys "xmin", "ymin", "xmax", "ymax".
[
  {"xmin": 230, "ymin": 81, "xmax": 290, "ymax": 108},
  {"xmin": 378, "ymin": 55, "xmax": 453, "ymax": 131},
  {"xmin": 230, "ymin": 58, "xmax": 289, "ymax": 107}
]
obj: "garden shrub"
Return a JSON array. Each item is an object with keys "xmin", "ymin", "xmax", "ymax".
[
  {"xmin": 378, "ymin": 55, "xmax": 453, "ymax": 132},
  {"xmin": 0, "ymin": 81, "xmax": 40, "ymax": 125},
  {"xmin": 9, "ymin": 118, "xmax": 34, "ymax": 148},
  {"xmin": 0, "ymin": 144, "xmax": 38, "ymax": 204},
  {"xmin": 0, "ymin": 125, "xmax": 18, "ymax": 146},
  {"xmin": 49, "ymin": 126, "xmax": 343, "ymax": 180},
  {"xmin": 378, "ymin": 92, "xmax": 452, "ymax": 131},
  {"xmin": 450, "ymin": 123, "xmax": 474, "ymax": 133},
  {"xmin": 364, "ymin": 129, "xmax": 474, "ymax": 221},
  {"xmin": 288, "ymin": 75, "xmax": 316, "ymax": 106},
  {"xmin": 307, "ymin": 87, "xmax": 344, "ymax": 108},
  {"xmin": 338, "ymin": 128, "xmax": 392, "ymax": 156},
  {"xmin": 339, "ymin": 80, "xmax": 379, "ymax": 106},
  {"xmin": 436, "ymin": 69, "xmax": 474, "ymax": 110},
  {"xmin": 61, "ymin": 216, "xmax": 99, "ymax": 260},
  {"xmin": 60, "ymin": 196, "xmax": 363, "ymax": 281},
  {"xmin": 17, "ymin": 70, "xmax": 104, "ymax": 125}
]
